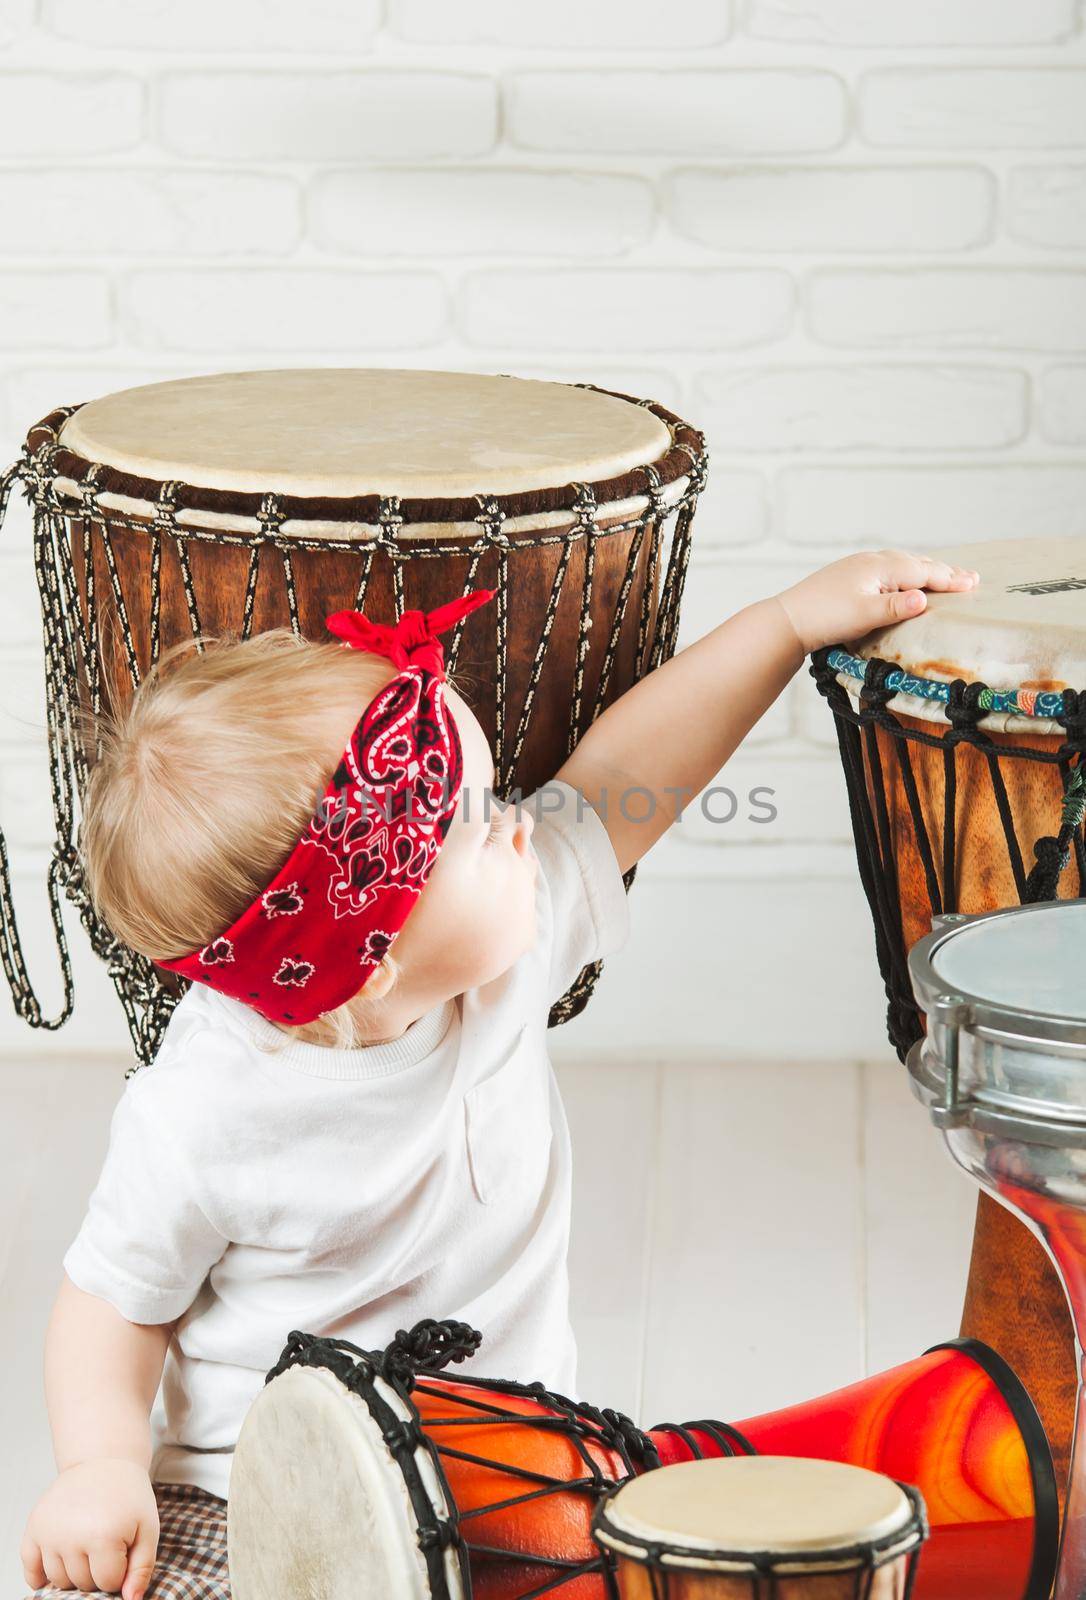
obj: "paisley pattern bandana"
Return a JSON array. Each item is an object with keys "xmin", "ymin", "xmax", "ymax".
[{"xmin": 158, "ymin": 588, "xmax": 495, "ymax": 1026}]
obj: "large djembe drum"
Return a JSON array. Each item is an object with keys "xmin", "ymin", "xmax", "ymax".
[
  {"xmin": 226, "ymin": 1319, "xmax": 1056, "ymax": 1600},
  {"xmin": 810, "ymin": 538, "xmax": 1086, "ymax": 1494},
  {"xmin": 0, "ymin": 368, "xmax": 706, "ymax": 1066}
]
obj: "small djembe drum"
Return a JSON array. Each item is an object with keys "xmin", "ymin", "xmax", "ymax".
[
  {"xmin": 225, "ymin": 1319, "xmax": 1056, "ymax": 1600},
  {"xmin": 0, "ymin": 368, "xmax": 706, "ymax": 1065},
  {"xmin": 906, "ymin": 899, "xmax": 1086, "ymax": 1600},
  {"xmin": 592, "ymin": 1457, "xmax": 928, "ymax": 1600},
  {"xmin": 810, "ymin": 538, "xmax": 1086, "ymax": 1495}
]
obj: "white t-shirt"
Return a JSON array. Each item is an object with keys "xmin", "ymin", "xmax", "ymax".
[{"xmin": 62, "ymin": 781, "xmax": 629, "ymax": 1503}]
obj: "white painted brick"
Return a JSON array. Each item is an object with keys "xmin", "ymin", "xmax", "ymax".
[
  {"xmin": 0, "ymin": 754, "xmax": 54, "ymax": 851},
  {"xmin": 861, "ymin": 71, "xmax": 1086, "ymax": 150},
  {"xmin": 0, "ymin": 553, "xmax": 40, "ymax": 651},
  {"xmin": 0, "ymin": 170, "xmax": 300, "ymax": 258},
  {"xmin": 781, "ymin": 465, "xmax": 1086, "ymax": 547},
  {"xmin": 675, "ymin": 553, "xmax": 808, "ymax": 743},
  {"xmin": 493, "ymin": 364, "xmax": 686, "ymax": 416},
  {"xmin": 0, "ymin": 0, "xmax": 32, "ymax": 45},
  {"xmin": 43, "ymin": 0, "xmax": 381, "ymax": 50},
  {"xmin": 157, "ymin": 73, "xmax": 497, "ymax": 163},
  {"xmin": 122, "ymin": 270, "xmax": 449, "ymax": 352},
  {"xmin": 0, "ymin": 651, "xmax": 48, "ymax": 747},
  {"xmin": 460, "ymin": 269, "xmax": 793, "ymax": 351},
  {"xmin": 0, "ymin": 75, "xmax": 143, "ymax": 158},
  {"xmin": 1040, "ymin": 367, "xmax": 1086, "ymax": 445},
  {"xmin": 389, "ymin": 0, "xmax": 732, "ymax": 48},
  {"xmin": 667, "ymin": 167, "xmax": 993, "ymax": 254},
  {"xmin": 670, "ymin": 751, "xmax": 852, "ymax": 846},
  {"xmin": 5, "ymin": 365, "xmax": 211, "ymax": 429},
  {"xmin": 696, "ymin": 364, "xmax": 1025, "ymax": 452},
  {"xmin": 808, "ymin": 269, "xmax": 1086, "ymax": 353},
  {"xmin": 0, "ymin": 274, "xmax": 112, "ymax": 351},
  {"xmin": 689, "ymin": 468, "xmax": 769, "ymax": 546},
  {"xmin": 312, "ymin": 170, "xmax": 654, "ymax": 258},
  {"xmin": 746, "ymin": 0, "xmax": 1077, "ymax": 46},
  {"xmin": 1009, "ymin": 166, "xmax": 1086, "ymax": 250},
  {"xmin": 507, "ymin": 71, "xmax": 846, "ymax": 155}
]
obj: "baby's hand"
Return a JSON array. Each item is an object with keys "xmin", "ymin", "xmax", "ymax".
[
  {"xmin": 777, "ymin": 548, "xmax": 980, "ymax": 657},
  {"xmin": 21, "ymin": 1460, "xmax": 159, "ymax": 1599}
]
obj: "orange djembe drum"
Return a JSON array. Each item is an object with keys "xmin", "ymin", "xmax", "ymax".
[
  {"xmin": 225, "ymin": 1321, "xmax": 1057, "ymax": 1600},
  {"xmin": 810, "ymin": 538, "xmax": 1086, "ymax": 1496},
  {"xmin": 0, "ymin": 367, "xmax": 706, "ymax": 1064}
]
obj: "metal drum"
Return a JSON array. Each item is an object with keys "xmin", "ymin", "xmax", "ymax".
[{"xmin": 907, "ymin": 898, "xmax": 1086, "ymax": 1600}]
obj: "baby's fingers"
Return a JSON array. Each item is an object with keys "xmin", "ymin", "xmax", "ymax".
[
  {"xmin": 121, "ymin": 1520, "xmax": 158, "ymax": 1600},
  {"xmin": 878, "ymin": 550, "xmax": 978, "ymax": 594},
  {"xmin": 42, "ymin": 1547, "xmax": 75, "ymax": 1592},
  {"xmin": 19, "ymin": 1534, "xmax": 47, "ymax": 1591},
  {"xmin": 89, "ymin": 1537, "xmax": 130, "ymax": 1595}
]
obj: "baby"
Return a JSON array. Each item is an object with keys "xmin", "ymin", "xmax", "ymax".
[{"xmin": 20, "ymin": 549, "xmax": 978, "ymax": 1600}]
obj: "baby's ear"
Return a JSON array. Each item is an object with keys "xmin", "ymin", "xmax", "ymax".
[{"xmin": 362, "ymin": 959, "xmax": 397, "ymax": 1001}]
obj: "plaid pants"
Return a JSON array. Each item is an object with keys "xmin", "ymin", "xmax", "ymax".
[{"xmin": 29, "ymin": 1484, "xmax": 229, "ymax": 1600}]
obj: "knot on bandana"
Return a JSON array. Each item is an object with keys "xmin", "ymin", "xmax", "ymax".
[{"xmin": 326, "ymin": 588, "xmax": 495, "ymax": 676}]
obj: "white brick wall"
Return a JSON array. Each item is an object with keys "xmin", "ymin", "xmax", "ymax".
[{"xmin": 0, "ymin": 3, "xmax": 1082, "ymax": 1062}]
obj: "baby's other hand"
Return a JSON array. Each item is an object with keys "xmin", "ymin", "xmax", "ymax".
[
  {"xmin": 777, "ymin": 549, "xmax": 980, "ymax": 657},
  {"xmin": 21, "ymin": 1460, "xmax": 159, "ymax": 1600}
]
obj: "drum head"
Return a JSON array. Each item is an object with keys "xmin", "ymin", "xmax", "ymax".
[
  {"xmin": 931, "ymin": 901, "xmax": 1086, "ymax": 1022},
  {"xmin": 57, "ymin": 368, "xmax": 673, "ymax": 498},
  {"xmin": 852, "ymin": 537, "xmax": 1086, "ymax": 701},
  {"xmin": 593, "ymin": 1456, "xmax": 922, "ymax": 1574},
  {"xmin": 227, "ymin": 1364, "xmax": 465, "ymax": 1600}
]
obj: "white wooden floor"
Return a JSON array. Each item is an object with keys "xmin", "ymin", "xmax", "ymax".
[{"xmin": 1, "ymin": 1051, "xmax": 975, "ymax": 1596}]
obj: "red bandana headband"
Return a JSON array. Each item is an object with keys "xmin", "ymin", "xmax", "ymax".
[{"xmin": 159, "ymin": 588, "xmax": 495, "ymax": 1026}]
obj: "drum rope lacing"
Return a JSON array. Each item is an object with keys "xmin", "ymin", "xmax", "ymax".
[
  {"xmin": 266, "ymin": 1317, "xmax": 760, "ymax": 1600},
  {"xmin": 592, "ymin": 1479, "xmax": 928, "ymax": 1600},
  {"xmin": 811, "ymin": 648, "xmax": 1086, "ymax": 1062},
  {"xmin": 0, "ymin": 390, "xmax": 706, "ymax": 1070}
]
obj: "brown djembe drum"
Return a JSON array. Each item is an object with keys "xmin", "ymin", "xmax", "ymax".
[
  {"xmin": 0, "ymin": 367, "xmax": 706, "ymax": 1067},
  {"xmin": 811, "ymin": 538, "xmax": 1086, "ymax": 1502}
]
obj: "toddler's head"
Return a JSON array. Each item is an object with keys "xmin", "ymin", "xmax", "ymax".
[{"xmin": 80, "ymin": 628, "xmax": 538, "ymax": 1050}]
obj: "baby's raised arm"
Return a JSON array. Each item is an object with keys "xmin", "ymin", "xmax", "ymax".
[
  {"xmin": 557, "ymin": 549, "xmax": 980, "ymax": 874},
  {"xmin": 21, "ymin": 1274, "xmax": 172, "ymax": 1600}
]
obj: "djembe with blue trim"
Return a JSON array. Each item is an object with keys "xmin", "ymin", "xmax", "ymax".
[{"xmin": 810, "ymin": 536, "xmax": 1086, "ymax": 1501}]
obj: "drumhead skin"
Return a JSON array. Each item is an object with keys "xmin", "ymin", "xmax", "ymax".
[
  {"xmin": 594, "ymin": 1456, "xmax": 921, "ymax": 1572},
  {"xmin": 835, "ymin": 537, "xmax": 1086, "ymax": 732},
  {"xmin": 58, "ymin": 368, "xmax": 673, "ymax": 498},
  {"xmin": 932, "ymin": 901, "xmax": 1086, "ymax": 1023},
  {"xmin": 227, "ymin": 1365, "xmax": 465, "ymax": 1600}
]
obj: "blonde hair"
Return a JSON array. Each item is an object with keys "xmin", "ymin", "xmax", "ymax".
[{"xmin": 80, "ymin": 628, "xmax": 407, "ymax": 1052}]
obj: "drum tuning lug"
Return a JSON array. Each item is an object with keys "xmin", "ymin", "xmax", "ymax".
[{"xmin": 933, "ymin": 992, "xmax": 970, "ymax": 1025}]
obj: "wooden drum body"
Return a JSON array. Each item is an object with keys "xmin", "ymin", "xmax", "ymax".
[
  {"xmin": 592, "ymin": 1457, "xmax": 927, "ymax": 1600},
  {"xmin": 1, "ymin": 368, "xmax": 706, "ymax": 1063},
  {"xmin": 811, "ymin": 538, "xmax": 1086, "ymax": 1497}
]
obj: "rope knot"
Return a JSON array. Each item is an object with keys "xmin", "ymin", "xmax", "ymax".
[
  {"xmin": 945, "ymin": 678, "xmax": 986, "ymax": 737},
  {"xmin": 858, "ymin": 656, "xmax": 899, "ymax": 711},
  {"xmin": 1060, "ymin": 687, "xmax": 1086, "ymax": 747},
  {"xmin": 379, "ymin": 1318, "xmax": 483, "ymax": 1384}
]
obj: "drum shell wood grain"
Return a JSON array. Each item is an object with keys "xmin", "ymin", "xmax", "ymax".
[
  {"xmin": 609, "ymin": 1556, "xmax": 910, "ymax": 1599},
  {"xmin": 861, "ymin": 711, "xmax": 1078, "ymax": 1498},
  {"xmin": 66, "ymin": 505, "xmax": 662, "ymax": 801}
]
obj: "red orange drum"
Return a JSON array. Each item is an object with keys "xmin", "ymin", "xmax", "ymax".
[{"xmin": 226, "ymin": 1321, "xmax": 1056, "ymax": 1600}]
